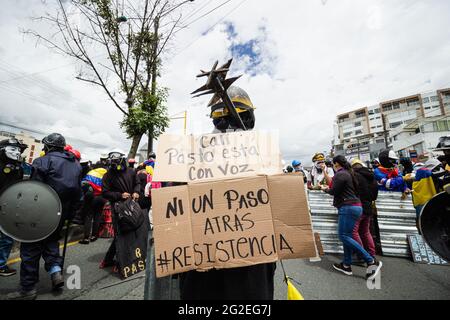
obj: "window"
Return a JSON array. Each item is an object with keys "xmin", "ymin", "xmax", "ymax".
[
  {"xmin": 422, "ymin": 97, "xmax": 430, "ymax": 103},
  {"xmin": 343, "ymin": 132, "xmax": 351, "ymax": 137},
  {"xmin": 434, "ymin": 120, "xmax": 449, "ymax": 132},
  {"xmin": 375, "ymin": 108, "xmax": 381, "ymax": 113},
  {"xmin": 430, "ymin": 96, "xmax": 439, "ymax": 102},
  {"xmin": 425, "ymin": 106, "xmax": 431, "ymax": 110},
  {"xmin": 376, "ymin": 139, "xmax": 385, "ymax": 144},
  {"xmin": 393, "ymin": 102, "xmax": 400, "ymax": 110},
  {"xmin": 407, "ymin": 99, "xmax": 420, "ymax": 107},
  {"xmin": 355, "ymin": 130, "xmax": 363, "ymax": 135},
  {"xmin": 383, "ymin": 105, "xmax": 393, "ymax": 112},
  {"xmin": 355, "ymin": 111, "xmax": 366, "ymax": 118},
  {"xmin": 390, "ymin": 121, "xmax": 402, "ymax": 129},
  {"xmin": 354, "ymin": 121, "xmax": 361, "ymax": 127},
  {"xmin": 368, "ymin": 110, "xmax": 375, "ymax": 115},
  {"xmin": 432, "ymin": 105, "xmax": 440, "ymax": 109}
]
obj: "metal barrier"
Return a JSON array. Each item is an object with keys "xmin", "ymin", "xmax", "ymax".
[{"xmin": 307, "ymin": 190, "xmax": 418, "ymax": 258}]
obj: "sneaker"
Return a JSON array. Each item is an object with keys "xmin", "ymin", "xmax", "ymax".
[
  {"xmin": 366, "ymin": 260, "xmax": 383, "ymax": 280},
  {"xmin": 51, "ymin": 271, "xmax": 64, "ymax": 291},
  {"xmin": 333, "ymin": 263, "xmax": 353, "ymax": 276},
  {"xmin": 79, "ymin": 239, "xmax": 90, "ymax": 245},
  {"xmin": 0, "ymin": 266, "xmax": 17, "ymax": 277},
  {"xmin": 6, "ymin": 288, "xmax": 37, "ymax": 300}
]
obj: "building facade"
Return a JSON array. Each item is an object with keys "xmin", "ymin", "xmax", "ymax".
[{"xmin": 333, "ymin": 88, "xmax": 450, "ymax": 162}]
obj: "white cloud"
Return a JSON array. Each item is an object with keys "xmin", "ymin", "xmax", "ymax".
[{"xmin": 1, "ymin": 0, "xmax": 450, "ymax": 166}]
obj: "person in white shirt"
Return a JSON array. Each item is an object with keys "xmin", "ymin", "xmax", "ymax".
[{"xmin": 307, "ymin": 152, "xmax": 334, "ymax": 190}]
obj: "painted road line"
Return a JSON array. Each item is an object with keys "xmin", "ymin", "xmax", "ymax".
[{"xmin": 6, "ymin": 241, "xmax": 80, "ymax": 266}]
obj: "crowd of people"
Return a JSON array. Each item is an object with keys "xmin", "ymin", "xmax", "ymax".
[
  {"xmin": 0, "ymin": 133, "xmax": 159, "ymax": 299},
  {"xmin": 287, "ymin": 136, "xmax": 450, "ymax": 278},
  {"xmin": 1, "ymin": 79, "xmax": 449, "ymax": 300}
]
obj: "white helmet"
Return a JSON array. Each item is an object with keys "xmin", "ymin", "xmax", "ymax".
[{"xmin": 388, "ymin": 150, "xmax": 399, "ymax": 160}]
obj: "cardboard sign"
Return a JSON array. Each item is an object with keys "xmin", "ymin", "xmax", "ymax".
[
  {"xmin": 408, "ymin": 234, "xmax": 449, "ymax": 266},
  {"xmin": 153, "ymin": 131, "xmax": 282, "ymax": 183},
  {"xmin": 152, "ymin": 174, "xmax": 317, "ymax": 278}
]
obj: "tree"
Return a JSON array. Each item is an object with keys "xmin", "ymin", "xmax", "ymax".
[{"xmin": 25, "ymin": 0, "xmax": 192, "ymax": 158}]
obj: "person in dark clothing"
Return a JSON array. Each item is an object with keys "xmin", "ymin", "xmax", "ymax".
[
  {"xmin": 179, "ymin": 85, "xmax": 276, "ymax": 300},
  {"xmin": 100, "ymin": 151, "xmax": 141, "ymax": 270},
  {"xmin": 136, "ymin": 164, "xmax": 151, "ymax": 210},
  {"xmin": 0, "ymin": 138, "xmax": 28, "ymax": 277},
  {"xmin": 321, "ymin": 155, "xmax": 382, "ymax": 280},
  {"xmin": 7, "ymin": 133, "xmax": 82, "ymax": 300},
  {"xmin": 79, "ymin": 167, "xmax": 108, "ymax": 245},
  {"xmin": 350, "ymin": 159, "xmax": 378, "ymax": 258}
]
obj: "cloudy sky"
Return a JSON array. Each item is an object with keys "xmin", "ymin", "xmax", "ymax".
[{"xmin": 1, "ymin": 0, "xmax": 450, "ymax": 164}]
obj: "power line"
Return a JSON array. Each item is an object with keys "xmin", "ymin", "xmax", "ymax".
[
  {"xmin": 174, "ymin": 0, "xmax": 248, "ymax": 55},
  {"xmin": 180, "ymin": 0, "xmax": 229, "ymax": 27},
  {"xmin": 180, "ymin": 0, "xmax": 217, "ymax": 23}
]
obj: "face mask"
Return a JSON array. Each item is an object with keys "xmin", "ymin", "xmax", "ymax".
[{"xmin": 4, "ymin": 146, "xmax": 21, "ymax": 161}]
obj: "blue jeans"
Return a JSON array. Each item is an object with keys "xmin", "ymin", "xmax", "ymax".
[
  {"xmin": 0, "ymin": 231, "xmax": 14, "ymax": 269},
  {"xmin": 338, "ymin": 205, "xmax": 374, "ymax": 266}
]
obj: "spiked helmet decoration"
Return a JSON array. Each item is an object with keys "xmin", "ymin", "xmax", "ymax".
[{"xmin": 191, "ymin": 59, "xmax": 247, "ymax": 131}]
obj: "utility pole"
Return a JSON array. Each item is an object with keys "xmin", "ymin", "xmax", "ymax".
[
  {"xmin": 147, "ymin": 16, "xmax": 159, "ymax": 158},
  {"xmin": 381, "ymin": 113, "xmax": 389, "ymax": 149}
]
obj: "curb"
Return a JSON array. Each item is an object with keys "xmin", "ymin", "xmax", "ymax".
[{"xmin": 7, "ymin": 224, "xmax": 85, "ymax": 263}]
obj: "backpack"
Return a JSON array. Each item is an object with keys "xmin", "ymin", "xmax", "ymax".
[{"xmin": 114, "ymin": 198, "xmax": 145, "ymax": 233}]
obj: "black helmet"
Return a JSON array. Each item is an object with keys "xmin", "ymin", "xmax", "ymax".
[
  {"xmin": 379, "ymin": 149, "xmax": 399, "ymax": 168},
  {"xmin": 211, "ymin": 86, "xmax": 256, "ymax": 131},
  {"xmin": 148, "ymin": 151, "xmax": 156, "ymax": 159},
  {"xmin": 435, "ymin": 136, "xmax": 450, "ymax": 151},
  {"xmin": 0, "ymin": 138, "xmax": 28, "ymax": 162},
  {"xmin": 42, "ymin": 133, "xmax": 66, "ymax": 148},
  {"xmin": 0, "ymin": 138, "xmax": 28, "ymax": 152}
]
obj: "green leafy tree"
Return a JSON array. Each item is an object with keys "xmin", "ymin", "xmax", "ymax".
[{"xmin": 25, "ymin": 0, "xmax": 193, "ymax": 158}]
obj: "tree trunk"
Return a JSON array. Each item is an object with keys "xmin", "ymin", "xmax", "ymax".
[{"xmin": 128, "ymin": 134, "xmax": 143, "ymax": 159}]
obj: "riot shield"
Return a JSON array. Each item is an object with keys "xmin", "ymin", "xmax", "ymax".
[
  {"xmin": 420, "ymin": 191, "xmax": 450, "ymax": 261},
  {"xmin": 0, "ymin": 180, "xmax": 62, "ymax": 242}
]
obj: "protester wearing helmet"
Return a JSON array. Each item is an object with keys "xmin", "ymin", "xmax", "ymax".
[
  {"xmin": 292, "ymin": 160, "xmax": 307, "ymax": 183},
  {"xmin": 64, "ymin": 145, "xmax": 81, "ymax": 161},
  {"xmin": 0, "ymin": 138, "xmax": 28, "ymax": 277},
  {"xmin": 179, "ymin": 85, "xmax": 276, "ymax": 300},
  {"xmin": 436, "ymin": 136, "xmax": 450, "ymax": 172},
  {"xmin": 434, "ymin": 136, "xmax": 450, "ymax": 192},
  {"xmin": 374, "ymin": 149, "xmax": 409, "ymax": 193},
  {"xmin": 306, "ymin": 153, "xmax": 334, "ymax": 190},
  {"xmin": 79, "ymin": 166, "xmax": 108, "ymax": 245},
  {"xmin": 100, "ymin": 150, "xmax": 141, "ymax": 271},
  {"xmin": 8, "ymin": 133, "xmax": 82, "ymax": 300},
  {"xmin": 210, "ymin": 86, "xmax": 256, "ymax": 132}
]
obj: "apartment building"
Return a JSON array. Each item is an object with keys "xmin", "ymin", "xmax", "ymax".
[{"xmin": 333, "ymin": 88, "xmax": 450, "ymax": 161}]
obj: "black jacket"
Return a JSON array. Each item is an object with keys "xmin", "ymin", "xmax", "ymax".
[
  {"xmin": 326, "ymin": 168, "xmax": 360, "ymax": 208},
  {"xmin": 31, "ymin": 151, "xmax": 82, "ymax": 202},
  {"xmin": 0, "ymin": 160, "xmax": 24, "ymax": 192},
  {"xmin": 353, "ymin": 166, "xmax": 378, "ymax": 215},
  {"xmin": 102, "ymin": 167, "xmax": 141, "ymax": 203}
]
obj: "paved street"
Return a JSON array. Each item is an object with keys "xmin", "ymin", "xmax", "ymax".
[{"xmin": 1, "ymin": 238, "xmax": 449, "ymax": 300}]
